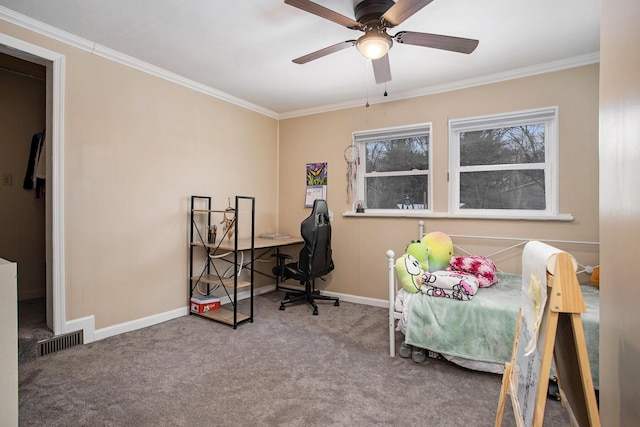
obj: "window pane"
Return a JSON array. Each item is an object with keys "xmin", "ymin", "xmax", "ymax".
[
  {"xmin": 365, "ymin": 137, "xmax": 429, "ymax": 173},
  {"xmin": 365, "ymin": 175, "xmax": 428, "ymax": 209},
  {"xmin": 459, "ymin": 170, "xmax": 545, "ymax": 210},
  {"xmin": 460, "ymin": 124, "xmax": 545, "ymax": 166}
]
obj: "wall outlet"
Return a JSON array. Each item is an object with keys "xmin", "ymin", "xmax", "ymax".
[{"xmin": 2, "ymin": 173, "xmax": 13, "ymax": 186}]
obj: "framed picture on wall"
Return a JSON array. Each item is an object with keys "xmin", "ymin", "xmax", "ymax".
[{"xmin": 305, "ymin": 162, "xmax": 327, "ymax": 207}]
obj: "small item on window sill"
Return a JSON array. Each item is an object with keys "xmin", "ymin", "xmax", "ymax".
[{"xmin": 355, "ymin": 200, "xmax": 366, "ymax": 213}]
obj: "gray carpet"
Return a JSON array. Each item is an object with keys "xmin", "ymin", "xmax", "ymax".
[
  {"xmin": 18, "ymin": 298, "xmax": 53, "ymax": 365},
  {"xmin": 19, "ymin": 292, "xmax": 570, "ymax": 426}
]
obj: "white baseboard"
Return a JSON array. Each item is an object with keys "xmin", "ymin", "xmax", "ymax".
[
  {"xmin": 93, "ymin": 307, "xmax": 188, "ymax": 342},
  {"xmin": 65, "ymin": 315, "xmax": 96, "ymax": 343},
  {"xmin": 320, "ymin": 290, "xmax": 388, "ymax": 308},
  {"xmin": 87, "ymin": 284, "xmax": 278, "ymax": 343},
  {"xmin": 69, "ymin": 284, "xmax": 386, "ymax": 344}
]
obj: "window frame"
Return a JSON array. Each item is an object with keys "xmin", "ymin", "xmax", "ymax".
[
  {"xmin": 448, "ymin": 107, "xmax": 559, "ymax": 218},
  {"xmin": 353, "ymin": 122, "xmax": 433, "ymax": 215}
]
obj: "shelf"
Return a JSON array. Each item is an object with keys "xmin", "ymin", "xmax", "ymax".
[
  {"xmin": 190, "ymin": 241, "xmax": 234, "ymax": 251},
  {"xmin": 192, "ymin": 208, "xmax": 231, "ymax": 213},
  {"xmin": 191, "ymin": 275, "xmax": 251, "ymax": 289},
  {"xmin": 192, "ymin": 209, "xmax": 252, "ymax": 214},
  {"xmin": 189, "ymin": 195, "xmax": 255, "ymax": 329},
  {"xmin": 194, "ymin": 307, "xmax": 251, "ymax": 325},
  {"xmin": 217, "ymin": 236, "xmax": 304, "ymax": 251},
  {"xmin": 192, "ymin": 237, "xmax": 302, "ymax": 251}
]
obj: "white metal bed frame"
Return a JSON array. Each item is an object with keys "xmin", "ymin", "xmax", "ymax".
[{"xmin": 387, "ymin": 220, "xmax": 599, "ymax": 357}]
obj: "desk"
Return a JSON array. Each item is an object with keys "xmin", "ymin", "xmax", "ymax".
[
  {"xmin": 216, "ymin": 236, "xmax": 303, "ymax": 252},
  {"xmin": 215, "ymin": 236, "xmax": 304, "ymax": 290}
]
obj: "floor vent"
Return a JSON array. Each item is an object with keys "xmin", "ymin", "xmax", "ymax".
[{"xmin": 37, "ymin": 330, "xmax": 83, "ymax": 357}]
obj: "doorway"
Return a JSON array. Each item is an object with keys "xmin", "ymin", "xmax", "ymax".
[
  {"xmin": 0, "ymin": 33, "xmax": 66, "ymax": 341},
  {"xmin": 0, "ymin": 52, "xmax": 50, "ymax": 362}
]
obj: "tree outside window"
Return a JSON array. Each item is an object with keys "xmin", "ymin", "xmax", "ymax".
[
  {"xmin": 354, "ymin": 124, "xmax": 431, "ymax": 212},
  {"xmin": 450, "ymin": 108, "xmax": 558, "ymax": 217}
]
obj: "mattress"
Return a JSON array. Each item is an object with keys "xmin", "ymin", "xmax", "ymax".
[{"xmin": 396, "ymin": 272, "xmax": 600, "ymax": 388}]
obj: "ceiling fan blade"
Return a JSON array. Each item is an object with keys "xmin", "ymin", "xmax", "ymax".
[
  {"xmin": 292, "ymin": 40, "xmax": 356, "ymax": 64},
  {"xmin": 381, "ymin": 0, "xmax": 434, "ymax": 27},
  {"xmin": 284, "ymin": 0, "xmax": 362, "ymax": 30},
  {"xmin": 395, "ymin": 31, "xmax": 479, "ymax": 54},
  {"xmin": 372, "ymin": 55, "xmax": 392, "ymax": 84}
]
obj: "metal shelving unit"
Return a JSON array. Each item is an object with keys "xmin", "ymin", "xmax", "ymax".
[{"xmin": 189, "ymin": 195, "xmax": 255, "ymax": 328}]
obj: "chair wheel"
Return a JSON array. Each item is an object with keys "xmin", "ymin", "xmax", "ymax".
[
  {"xmin": 279, "ymin": 304, "xmax": 285, "ymax": 311},
  {"xmin": 334, "ymin": 300, "xmax": 340, "ymax": 306},
  {"xmin": 313, "ymin": 308, "xmax": 318, "ymax": 315}
]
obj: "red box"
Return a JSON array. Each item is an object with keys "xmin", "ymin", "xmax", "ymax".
[{"xmin": 190, "ymin": 296, "xmax": 221, "ymax": 313}]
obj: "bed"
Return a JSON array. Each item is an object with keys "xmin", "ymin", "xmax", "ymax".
[{"xmin": 386, "ymin": 222, "xmax": 600, "ymax": 389}]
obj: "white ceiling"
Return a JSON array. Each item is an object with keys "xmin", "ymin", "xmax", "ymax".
[{"xmin": 0, "ymin": 0, "xmax": 600, "ymax": 118}]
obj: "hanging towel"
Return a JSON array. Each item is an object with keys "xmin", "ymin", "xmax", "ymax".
[
  {"xmin": 34, "ymin": 135, "xmax": 46, "ymax": 198},
  {"xmin": 23, "ymin": 131, "xmax": 44, "ymax": 190}
]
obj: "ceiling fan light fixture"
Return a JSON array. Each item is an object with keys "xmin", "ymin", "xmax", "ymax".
[{"xmin": 356, "ymin": 31, "xmax": 392, "ymax": 60}]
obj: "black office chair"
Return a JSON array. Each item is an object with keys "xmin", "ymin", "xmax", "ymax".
[{"xmin": 272, "ymin": 199, "xmax": 339, "ymax": 315}]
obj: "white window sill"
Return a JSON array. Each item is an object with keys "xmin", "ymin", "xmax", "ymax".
[{"xmin": 342, "ymin": 211, "xmax": 574, "ymax": 221}]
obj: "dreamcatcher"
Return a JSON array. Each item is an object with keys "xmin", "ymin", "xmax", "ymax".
[
  {"xmin": 220, "ymin": 200, "xmax": 236, "ymax": 241},
  {"xmin": 344, "ymin": 145, "xmax": 359, "ymax": 206}
]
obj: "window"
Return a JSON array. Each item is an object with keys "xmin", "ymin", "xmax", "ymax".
[
  {"xmin": 354, "ymin": 123, "xmax": 431, "ymax": 213},
  {"xmin": 449, "ymin": 107, "xmax": 558, "ymax": 218}
]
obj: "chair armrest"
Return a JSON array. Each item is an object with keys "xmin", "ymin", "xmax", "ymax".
[
  {"xmin": 271, "ymin": 253, "xmax": 293, "ymax": 280},
  {"xmin": 271, "ymin": 253, "xmax": 293, "ymax": 261}
]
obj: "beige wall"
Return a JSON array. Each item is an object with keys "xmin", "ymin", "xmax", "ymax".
[
  {"xmin": 62, "ymin": 53, "xmax": 279, "ymax": 328},
  {"xmin": 0, "ymin": 20, "xmax": 280, "ymax": 329},
  {"xmin": 4, "ymin": 9, "xmax": 621, "ymax": 422},
  {"xmin": 599, "ymin": 0, "xmax": 640, "ymax": 424},
  {"xmin": 0, "ymin": 56, "xmax": 46, "ymax": 300},
  {"xmin": 0, "ymin": 14, "xmax": 599, "ymax": 326},
  {"xmin": 279, "ymin": 64, "xmax": 600, "ymax": 301}
]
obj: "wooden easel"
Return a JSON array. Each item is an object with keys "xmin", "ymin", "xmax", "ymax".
[{"xmin": 495, "ymin": 251, "xmax": 600, "ymax": 427}]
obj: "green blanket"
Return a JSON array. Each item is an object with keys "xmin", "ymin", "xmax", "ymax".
[{"xmin": 404, "ymin": 273, "xmax": 600, "ymax": 388}]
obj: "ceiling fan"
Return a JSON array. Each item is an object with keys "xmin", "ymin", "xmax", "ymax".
[{"xmin": 285, "ymin": 0, "xmax": 479, "ymax": 84}]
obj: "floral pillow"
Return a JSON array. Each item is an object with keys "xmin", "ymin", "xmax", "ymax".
[{"xmin": 447, "ymin": 255, "xmax": 498, "ymax": 288}]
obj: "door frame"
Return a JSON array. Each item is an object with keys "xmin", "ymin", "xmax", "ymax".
[{"xmin": 0, "ymin": 33, "xmax": 66, "ymax": 335}]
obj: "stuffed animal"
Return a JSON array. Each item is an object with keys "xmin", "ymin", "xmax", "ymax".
[
  {"xmin": 405, "ymin": 240, "xmax": 429, "ymax": 271},
  {"xmin": 421, "ymin": 231, "xmax": 454, "ymax": 272},
  {"xmin": 395, "ymin": 253, "xmax": 426, "ymax": 293}
]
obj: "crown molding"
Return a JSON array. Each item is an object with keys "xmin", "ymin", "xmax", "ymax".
[
  {"xmin": 0, "ymin": 6, "xmax": 279, "ymax": 119},
  {"xmin": 2, "ymin": 5, "xmax": 599, "ymax": 121},
  {"xmin": 280, "ymin": 52, "xmax": 600, "ymax": 119},
  {"xmin": 93, "ymin": 43, "xmax": 279, "ymax": 119},
  {"xmin": 401, "ymin": 52, "xmax": 601, "ymax": 101}
]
